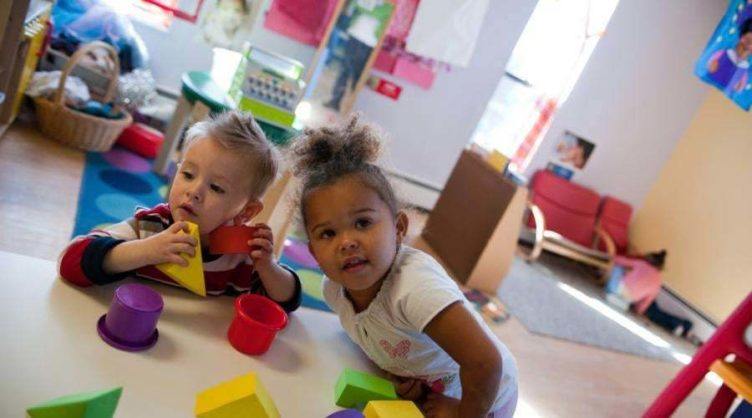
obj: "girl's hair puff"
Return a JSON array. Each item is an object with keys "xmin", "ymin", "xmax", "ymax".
[{"xmin": 290, "ymin": 114, "xmax": 398, "ymax": 225}]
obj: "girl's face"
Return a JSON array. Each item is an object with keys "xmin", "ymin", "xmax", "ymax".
[{"xmin": 304, "ymin": 175, "xmax": 407, "ymax": 302}]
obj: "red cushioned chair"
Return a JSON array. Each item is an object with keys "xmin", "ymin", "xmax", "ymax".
[
  {"xmin": 519, "ymin": 170, "xmax": 616, "ymax": 280},
  {"xmin": 596, "ymin": 196, "xmax": 633, "ymax": 255}
]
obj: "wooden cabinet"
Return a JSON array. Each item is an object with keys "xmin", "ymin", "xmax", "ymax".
[
  {"xmin": 0, "ymin": 0, "xmax": 52, "ymax": 137},
  {"xmin": 413, "ymin": 150, "xmax": 528, "ymax": 294}
]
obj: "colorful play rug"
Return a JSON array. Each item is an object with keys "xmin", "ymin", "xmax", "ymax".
[
  {"xmin": 277, "ymin": 237, "xmax": 330, "ymax": 312},
  {"xmin": 72, "ymin": 146, "xmax": 332, "ymax": 312},
  {"xmin": 72, "ymin": 146, "xmax": 167, "ymax": 237}
]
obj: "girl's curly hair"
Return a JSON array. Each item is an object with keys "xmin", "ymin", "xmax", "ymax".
[{"xmin": 290, "ymin": 114, "xmax": 397, "ymax": 225}]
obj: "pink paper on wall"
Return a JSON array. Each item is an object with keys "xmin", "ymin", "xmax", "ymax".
[
  {"xmin": 388, "ymin": 0, "xmax": 420, "ymax": 42},
  {"xmin": 264, "ymin": 0, "xmax": 339, "ymax": 47},
  {"xmin": 374, "ymin": 49, "xmax": 398, "ymax": 73},
  {"xmin": 392, "ymin": 56, "xmax": 436, "ymax": 90}
]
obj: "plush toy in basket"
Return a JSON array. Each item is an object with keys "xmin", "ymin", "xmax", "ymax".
[{"xmin": 34, "ymin": 41, "xmax": 132, "ymax": 152}]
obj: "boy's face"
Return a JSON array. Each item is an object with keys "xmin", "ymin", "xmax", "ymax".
[
  {"xmin": 305, "ymin": 175, "xmax": 407, "ymax": 299},
  {"xmin": 169, "ymin": 137, "xmax": 257, "ymax": 242}
]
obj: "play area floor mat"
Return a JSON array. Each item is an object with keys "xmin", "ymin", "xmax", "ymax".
[
  {"xmin": 498, "ymin": 257, "xmax": 694, "ymax": 363},
  {"xmin": 72, "ymin": 146, "xmax": 167, "ymax": 237},
  {"xmin": 72, "ymin": 146, "xmax": 331, "ymax": 311},
  {"xmin": 279, "ymin": 238, "xmax": 331, "ymax": 312}
]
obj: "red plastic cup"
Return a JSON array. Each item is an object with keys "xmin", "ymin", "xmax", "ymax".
[
  {"xmin": 209, "ymin": 226, "xmax": 259, "ymax": 254},
  {"xmin": 227, "ymin": 294, "xmax": 287, "ymax": 355}
]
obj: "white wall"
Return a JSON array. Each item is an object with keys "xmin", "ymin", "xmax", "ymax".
[
  {"xmin": 353, "ymin": 0, "xmax": 538, "ymax": 189},
  {"xmin": 133, "ymin": 0, "xmax": 315, "ymax": 93},
  {"xmin": 525, "ymin": 0, "xmax": 726, "ymax": 209},
  {"xmin": 132, "ymin": 0, "xmax": 537, "ymax": 189}
]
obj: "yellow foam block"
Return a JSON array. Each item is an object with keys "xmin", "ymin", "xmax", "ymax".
[
  {"xmin": 364, "ymin": 400, "xmax": 423, "ymax": 418},
  {"xmin": 156, "ymin": 222, "xmax": 206, "ymax": 297},
  {"xmin": 195, "ymin": 372, "xmax": 279, "ymax": 418}
]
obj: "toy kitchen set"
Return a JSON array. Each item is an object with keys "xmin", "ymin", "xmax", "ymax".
[{"xmin": 229, "ymin": 46, "xmax": 306, "ymax": 129}]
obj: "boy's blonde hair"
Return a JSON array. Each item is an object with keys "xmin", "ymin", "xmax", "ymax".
[{"xmin": 184, "ymin": 111, "xmax": 279, "ymax": 199}]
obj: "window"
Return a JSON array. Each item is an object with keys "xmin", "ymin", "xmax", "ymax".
[{"xmin": 470, "ymin": 0, "xmax": 619, "ymax": 171}]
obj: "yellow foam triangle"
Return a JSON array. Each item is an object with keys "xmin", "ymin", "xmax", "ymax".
[{"xmin": 156, "ymin": 222, "xmax": 206, "ymax": 297}]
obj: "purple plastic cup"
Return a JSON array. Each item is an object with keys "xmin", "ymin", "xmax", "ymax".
[
  {"xmin": 327, "ymin": 410, "xmax": 364, "ymax": 418},
  {"xmin": 97, "ymin": 283, "xmax": 163, "ymax": 351}
]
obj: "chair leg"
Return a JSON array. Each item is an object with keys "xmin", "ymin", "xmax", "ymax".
[
  {"xmin": 644, "ymin": 348, "xmax": 727, "ymax": 417},
  {"xmin": 154, "ymin": 94, "xmax": 192, "ymax": 176},
  {"xmin": 705, "ymin": 384, "xmax": 736, "ymax": 418}
]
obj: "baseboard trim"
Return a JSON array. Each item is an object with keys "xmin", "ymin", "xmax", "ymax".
[
  {"xmin": 384, "ymin": 170, "xmax": 442, "ymax": 211},
  {"xmin": 660, "ymin": 285, "xmax": 718, "ymax": 327}
]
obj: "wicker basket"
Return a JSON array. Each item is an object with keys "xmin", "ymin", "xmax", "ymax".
[{"xmin": 34, "ymin": 41, "xmax": 132, "ymax": 152}]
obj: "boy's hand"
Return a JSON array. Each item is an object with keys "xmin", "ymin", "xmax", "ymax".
[
  {"xmin": 423, "ymin": 392, "xmax": 461, "ymax": 418},
  {"xmin": 247, "ymin": 223, "xmax": 296, "ymax": 303},
  {"xmin": 140, "ymin": 221, "xmax": 197, "ymax": 266},
  {"xmin": 248, "ymin": 223, "xmax": 274, "ymax": 267}
]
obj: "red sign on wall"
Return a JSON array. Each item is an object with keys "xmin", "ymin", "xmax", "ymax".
[{"xmin": 367, "ymin": 76, "xmax": 402, "ymax": 100}]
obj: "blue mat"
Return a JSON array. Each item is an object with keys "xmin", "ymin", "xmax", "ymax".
[
  {"xmin": 72, "ymin": 147, "xmax": 331, "ymax": 312},
  {"xmin": 278, "ymin": 239, "xmax": 331, "ymax": 312},
  {"xmin": 72, "ymin": 146, "xmax": 167, "ymax": 237}
]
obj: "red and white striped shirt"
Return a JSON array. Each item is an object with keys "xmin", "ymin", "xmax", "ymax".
[{"xmin": 58, "ymin": 203, "xmax": 300, "ymax": 311}]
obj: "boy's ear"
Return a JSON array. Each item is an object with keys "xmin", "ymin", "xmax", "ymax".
[
  {"xmin": 395, "ymin": 211, "xmax": 409, "ymax": 244},
  {"xmin": 234, "ymin": 200, "xmax": 263, "ymax": 225}
]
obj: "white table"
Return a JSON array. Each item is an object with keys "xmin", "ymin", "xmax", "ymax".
[{"xmin": 0, "ymin": 250, "xmax": 373, "ymax": 417}]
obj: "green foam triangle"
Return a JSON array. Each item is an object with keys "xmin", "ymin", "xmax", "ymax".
[{"xmin": 27, "ymin": 387, "xmax": 122, "ymax": 418}]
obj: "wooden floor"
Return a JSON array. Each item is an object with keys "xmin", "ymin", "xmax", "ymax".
[{"xmin": 0, "ymin": 121, "xmax": 718, "ymax": 417}]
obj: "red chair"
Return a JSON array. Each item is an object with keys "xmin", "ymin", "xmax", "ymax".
[
  {"xmin": 644, "ymin": 292, "xmax": 752, "ymax": 417},
  {"xmin": 520, "ymin": 170, "xmax": 616, "ymax": 279},
  {"xmin": 597, "ymin": 196, "xmax": 633, "ymax": 255}
]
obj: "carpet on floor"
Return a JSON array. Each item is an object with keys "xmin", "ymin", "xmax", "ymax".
[{"xmin": 499, "ymin": 257, "xmax": 686, "ymax": 362}]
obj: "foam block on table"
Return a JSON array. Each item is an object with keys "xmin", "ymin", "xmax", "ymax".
[
  {"xmin": 335, "ymin": 368, "xmax": 397, "ymax": 409},
  {"xmin": 364, "ymin": 400, "xmax": 424, "ymax": 418},
  {"xmin": 156, "ymin": 222, "xmax": 206, "ymax": 296},
  {"xmin": 26, "ymin": 387, "xmax": 122, "ymax": 418},
  {"xmin": 195, "ymin": 372, "xmax": 279, "ymax": 418}
]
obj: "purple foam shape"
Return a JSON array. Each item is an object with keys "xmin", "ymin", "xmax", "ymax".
[
  {"xmin": 103, "ymin": 148, "xmax": 152, "ymax": 173},
  {"xmin": 283, "ymin": 239, "xmax": 319, "ymax": 269},
  {"xmin": 97, "ymin": 283, "xmax": 163, "ymax": 352},
  {"xmin": 327, "ymin": 410, "xmax": 364, "ymax": 418}
]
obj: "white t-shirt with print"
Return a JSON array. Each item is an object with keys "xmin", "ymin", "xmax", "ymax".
[{"xmin": 323, "ymin": 245, "xmax": 518, "ymax": 413}]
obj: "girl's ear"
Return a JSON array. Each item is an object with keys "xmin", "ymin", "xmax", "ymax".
[
  {"xmin": 395, "ymin": 211, "xmax": 409, "ymax": 244},
  {"xmin": 234, "ymin": 200, "xmax": 263, "ymax": 225}
]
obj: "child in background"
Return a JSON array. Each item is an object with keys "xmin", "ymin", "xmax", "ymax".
[
  {"xmin": 59, "ymin": 111, "xmax": 301, "ymax": 311},
  {"xmin": 290, "ymin": 116, "xmax": 518, "ymax": 418}
]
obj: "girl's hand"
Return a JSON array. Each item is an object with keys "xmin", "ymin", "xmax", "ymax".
[
  {"xmin": 140, "ymin": 221, "xmax": 197, "ymax": 266},
  {"xmin": 392, "ymin": 376, "xmax": 427, "ymax": 401},
  {"xmin": 423, "ymin": 392, "xmax": 461, "ymax": 418},
  {"xmin": 248, "ymin": 223, "xmax": 274, "ymax": 267}
]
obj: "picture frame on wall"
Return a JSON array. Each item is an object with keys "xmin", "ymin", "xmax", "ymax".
[
  {"xmin": 303, "ymin": 0, "xmax": 395, "ymax": 120},
  {"xmin": 695, "ymin": 0, "xmax": 752, "ymax": 110},
  {"xmin": 555, "ymin": 131, "xmax": 596, "ymax": 170}
]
